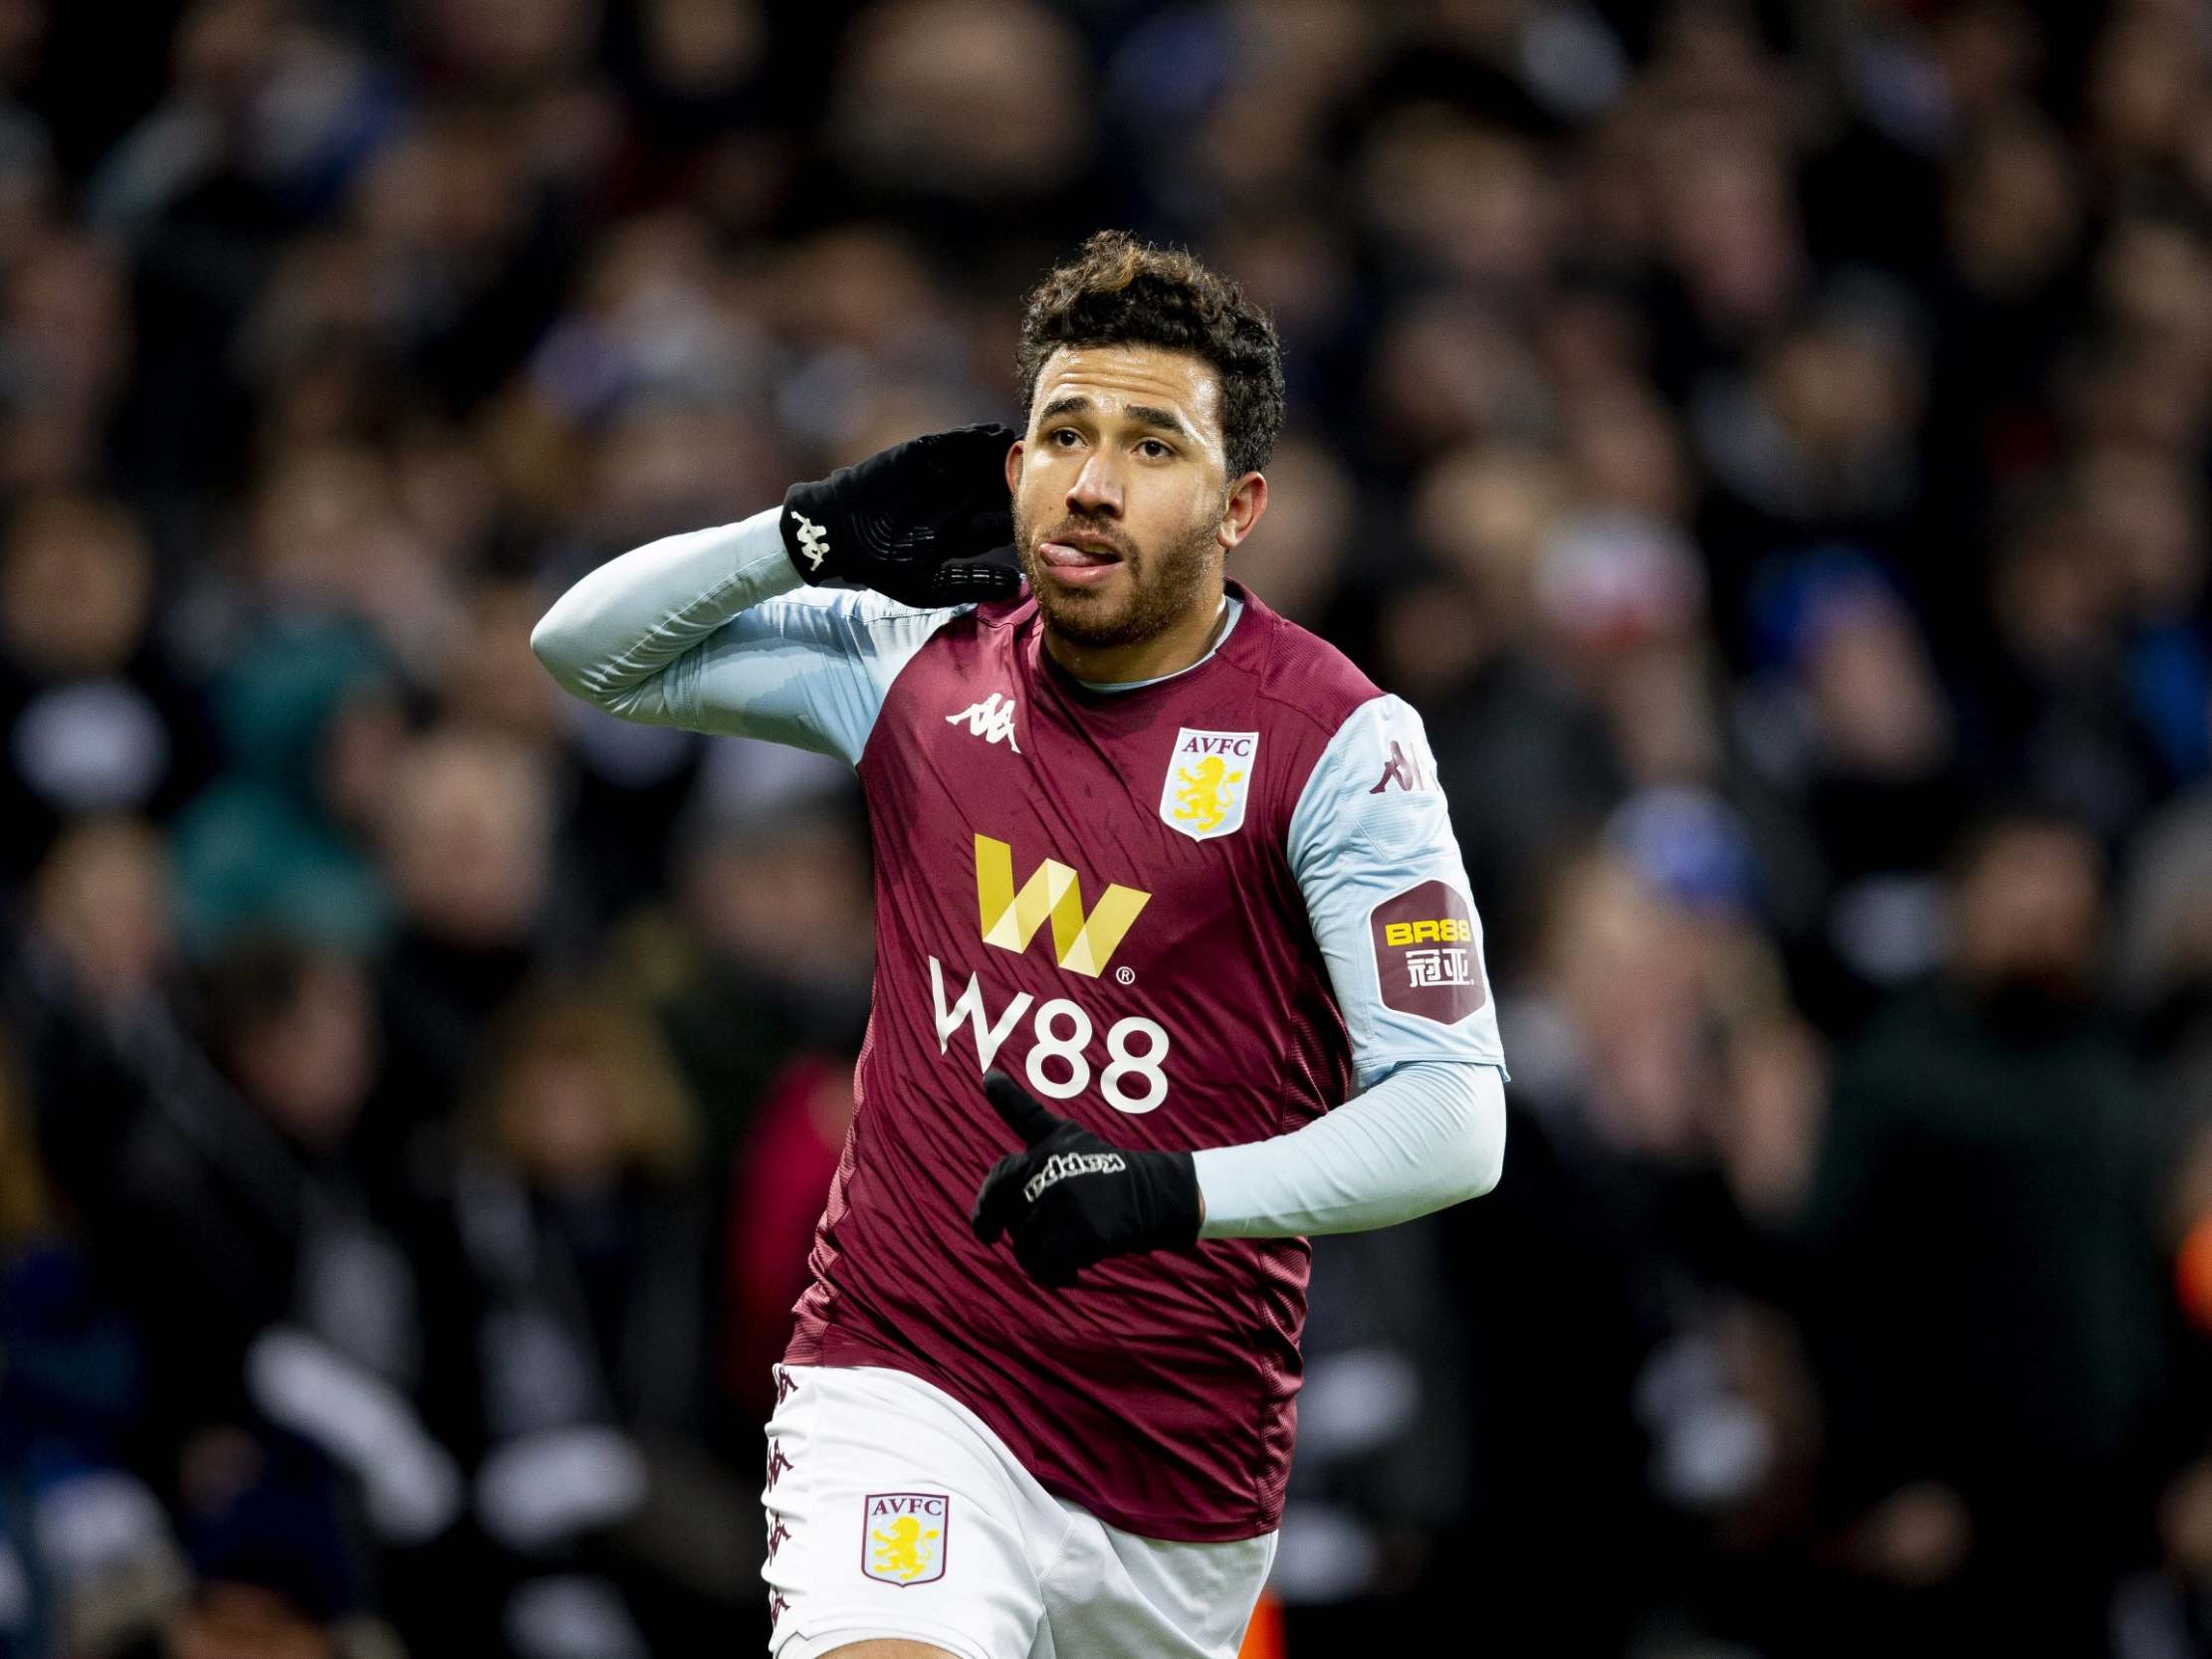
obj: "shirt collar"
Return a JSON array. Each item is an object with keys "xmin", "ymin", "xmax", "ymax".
[{"xmin": 1074, "ymin": 595, "xmax": 1244, "ymax": 694}]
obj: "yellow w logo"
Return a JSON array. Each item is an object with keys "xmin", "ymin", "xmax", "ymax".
[{"xmin": 974, "ymin": 834, "xmax": 1149, "ymax": 978}]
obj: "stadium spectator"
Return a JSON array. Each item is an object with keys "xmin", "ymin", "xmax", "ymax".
[
  {"xmin": 165, "ymin": 619, "xmax": 400, "ymax": 960},
  {"xmin": 0, "ymin": 1028, "xmax": 189, "ymax": 1659},
  {"xmin": 0, "ymin": 496, "xmax": 214, "ymax": 886},
  {"xmin": 8, "ymin": 818, "xmax": 179, "ymax": 1214},
  {"xmin": 450, "ymin": 980, "xmax": 752, "ymax": 1659},
  {"xmin": 635, "ymin": 801, "xmax": 874, "ymax": 1181},
  {"xmin": 1798, "ymin": 811, "xmax": 2167, "ymax": 1655},
  {"xmin": 104, "ymin": 935, "xmax": 470, "ymax": 1609},
  {"xmin": 115, "ymin": 1429, "xmax": 404, "ymax": 1659},
  {"xmin": 717, "ymin": 1051, "xmax": 854, "ymax": 1431},
  {"xmin": 368, "ymin": 726, "xmax": 568, "ymax": 1172}
]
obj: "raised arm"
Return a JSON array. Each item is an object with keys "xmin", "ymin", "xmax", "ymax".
[
  {"xmin": 531, "ymin": 509, "xmax": 921, "ymax": 761},
  {"xmin": 530, "ymin": 425, "xmax": 1019, "ymax": 765}
]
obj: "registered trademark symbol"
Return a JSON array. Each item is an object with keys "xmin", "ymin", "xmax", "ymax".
[{"xmin": 1115, "ymin": 965, "xmax": 1136, "ymax": 985}]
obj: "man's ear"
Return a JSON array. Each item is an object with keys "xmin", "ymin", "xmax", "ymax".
[
  {"xmin": 1217, "ymin": 472, "xmax": 1268, "ymax": 552},
  {"xmin": 1004, "ymin": 438, "xmax": 1023, "ymax": 495}
]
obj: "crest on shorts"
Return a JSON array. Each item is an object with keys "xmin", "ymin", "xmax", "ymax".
[
  {"xmin": 1161, "ymin": 728, "xmax": 1258, "ymax": 841},
  {"xmin": 862, "ymin": 1492, "xmax": 949, "ymax": 1586}
]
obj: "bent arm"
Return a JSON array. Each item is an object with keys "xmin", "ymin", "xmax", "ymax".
[
  {"xmin": 1196, "ymin": 694, "xmax": 1510, "ymax": 1242},
  {"xmin": 1195, "ymin": 1060, "xmax": 1504, "ymax": 1238},
  {"xmin": 530, "ymin": 507, "xmax": 963, "ymax": 764}
]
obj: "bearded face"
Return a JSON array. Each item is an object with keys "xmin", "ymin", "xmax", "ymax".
[
  {"xmin": 1011, "ymin": 487, "xmax": 1220, "ymax": 651},
  {"xmin": 1007, "ymin": 344, "xmax": 1253, "ymax": 664}
]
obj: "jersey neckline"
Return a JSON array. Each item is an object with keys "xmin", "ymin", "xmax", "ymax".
[{"xmin": 1026, "ymin": 580, "xmax": 1268, "ymax": 706}]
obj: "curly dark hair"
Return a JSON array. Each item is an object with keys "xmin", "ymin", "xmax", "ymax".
[{"xmin": 1015, "ymin": 230, "xmax": 1286, "ymax": 482}]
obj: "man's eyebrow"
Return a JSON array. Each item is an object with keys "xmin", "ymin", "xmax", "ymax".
[
  {"xmin": 1036, "ymin": 394, "xmax": 1193, "ymax": 440},
  {"xmin": 1124, "ymin": 404, "xmax": 1192, "ymax": 439}
]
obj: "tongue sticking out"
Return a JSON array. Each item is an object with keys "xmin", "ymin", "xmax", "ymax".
[{"xmin": 1040, "ymin": 540, "xmax": 1121, "ymax": 571}]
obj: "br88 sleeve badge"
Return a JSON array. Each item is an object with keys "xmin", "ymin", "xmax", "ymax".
[{"xmin": 1369, "ymin": 881, "xmax": 1484, "ymax": 1024}]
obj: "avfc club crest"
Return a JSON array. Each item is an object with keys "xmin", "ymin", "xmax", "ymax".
[
  {"xmin": 1161, "ymin": 728, "xmax": 1258, "ymax": 841},
  {"xmin": 862, "ymin": 1493, "xmax": 949, "ymax": 1586}
]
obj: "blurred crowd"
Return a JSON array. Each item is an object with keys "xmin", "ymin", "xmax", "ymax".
[{"xmin": 0, "ymin": 0, "xmax": 2210, "ymax": 1654}]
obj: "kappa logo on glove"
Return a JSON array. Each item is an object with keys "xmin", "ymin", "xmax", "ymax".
[
  {"xmin": 969, "ymin": 1070, "xmax": 1201, "ymax": 1288},
  {"xmin": 779, "ymin": 424, "xmax": 1020, "ymax": 605},
  {"xmin": 1022, "ymin": 1149, "xmax": 1127, "ymax": 1204},
  {"xmin": 790, "ymin": 511, "xmax": 831, "ymax": 570}
]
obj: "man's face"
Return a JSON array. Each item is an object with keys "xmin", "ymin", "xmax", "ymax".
[
  {"xmin": 1007, "ymin": 344, "xmax": 1238, "ymax": 649},
  {"xmin": 1949, "ymin": 822, "xmax": 2103, "ymax": 1000},
  {"xmin": 233, "ymin": 958, "xmax": 376, "ymax": 1152}
]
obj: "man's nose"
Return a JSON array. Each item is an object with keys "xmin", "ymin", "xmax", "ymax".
[{"xmin": 1066, "ymin": 453, "xmax": 1122, "ymax": 516}]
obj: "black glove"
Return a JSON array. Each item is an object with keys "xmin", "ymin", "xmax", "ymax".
[
  {"xmin": 780, "ymin": 423, "xmax": 1022, "ymax": 607},
  {"xmin": 969, "ymin": 1070, "xmax": 1202, "ymax": 1288}
]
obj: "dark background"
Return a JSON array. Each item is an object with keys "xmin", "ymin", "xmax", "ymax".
[{"xmin": 2, "ymin": 1, "xmax": 2211, "ymax": 1655}]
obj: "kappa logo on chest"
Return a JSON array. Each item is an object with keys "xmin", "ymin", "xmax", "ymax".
[
  {"xmin": 945, "ymin": 691, "xmax": 1020, "ymax": 753},
  {"xmin": 1160, "ymin": 727, "xmax": 1259, "ymax": 841}
]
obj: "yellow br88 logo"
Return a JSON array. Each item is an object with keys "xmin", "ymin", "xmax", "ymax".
[{"xmin": 1385, "ymin": 918, "xmax": 1472, "ymax": 946}]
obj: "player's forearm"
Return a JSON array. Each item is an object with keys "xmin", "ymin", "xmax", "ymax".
[
  {"xmin": 1192, "ymin": 1061, "xmax": 1504, "ymax": 1239},
  {"xmin": 530, "ymin": 507, "xmax": 796, "ymax": 721}
]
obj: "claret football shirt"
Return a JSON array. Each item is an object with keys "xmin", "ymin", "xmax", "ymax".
[{"xmin": 533, "ymin": 510, "xmax": 1504, "ymax": 1541}]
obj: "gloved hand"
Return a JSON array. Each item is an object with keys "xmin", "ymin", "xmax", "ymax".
[
  {"xmin": 969, "ymin": 1070, "xmax": 1203, "ymax": 1288},
  {"xmin": 780, "ymin": 423, "xmax": 1022, "ymax": 607}
]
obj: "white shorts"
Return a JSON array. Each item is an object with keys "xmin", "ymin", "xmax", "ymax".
[{"xmin": 762, "ymin": 1363, "xmax": 1275, "ymax": 1659}]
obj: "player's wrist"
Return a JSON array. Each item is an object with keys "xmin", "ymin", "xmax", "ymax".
[
  {"xmin": 779, "ymin": 480, "xmax": 842, "ymax": 585},
  {"xmin": 1141, "ymin": 1148, "xmax": 1203, "ymax": 1250}
]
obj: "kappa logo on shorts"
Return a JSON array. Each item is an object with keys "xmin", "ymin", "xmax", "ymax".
[{"xmin": 863, "ymin": 1492, "xmax": 950, "ymax": 1586}]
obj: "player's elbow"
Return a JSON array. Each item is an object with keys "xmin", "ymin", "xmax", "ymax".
[
  {"xmin": 529, "ymin": 601, "xmax": 574, "ymax": 677},
  {"xmin": 1462, "ymin": 1116, "xmax": 1504, "ymax": 1198},
  {"xmin": 528, "ymin": 604, "xmax": 588, "ymax": 696},
  {"xmin": 1452, "ymin": 1065, "xmax": 1507, "ymax": 1200},
  {"xmin": 1448, "ymin": 1123, "xmax": 1502, "ymax": 1202},
  {"xmin": 529, "ymin": 601, "xmax": 639, "ymax": 717}
]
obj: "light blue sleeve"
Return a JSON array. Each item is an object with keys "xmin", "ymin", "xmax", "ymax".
[
  {"xmin": 1194, "ymin": 1059, "xmax": 1504, "ymax": 1238},
  {"xmin": 1183, "ymin": 697, "xmax": 1509, "ymax": 1239},
  {"xmin": 528, "ymin": 507, "xmax": 966, "ymax": 766},
  {"xmin": 1286, "ymin": 694, "xmax": 1508, "ymax": 1088}
]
